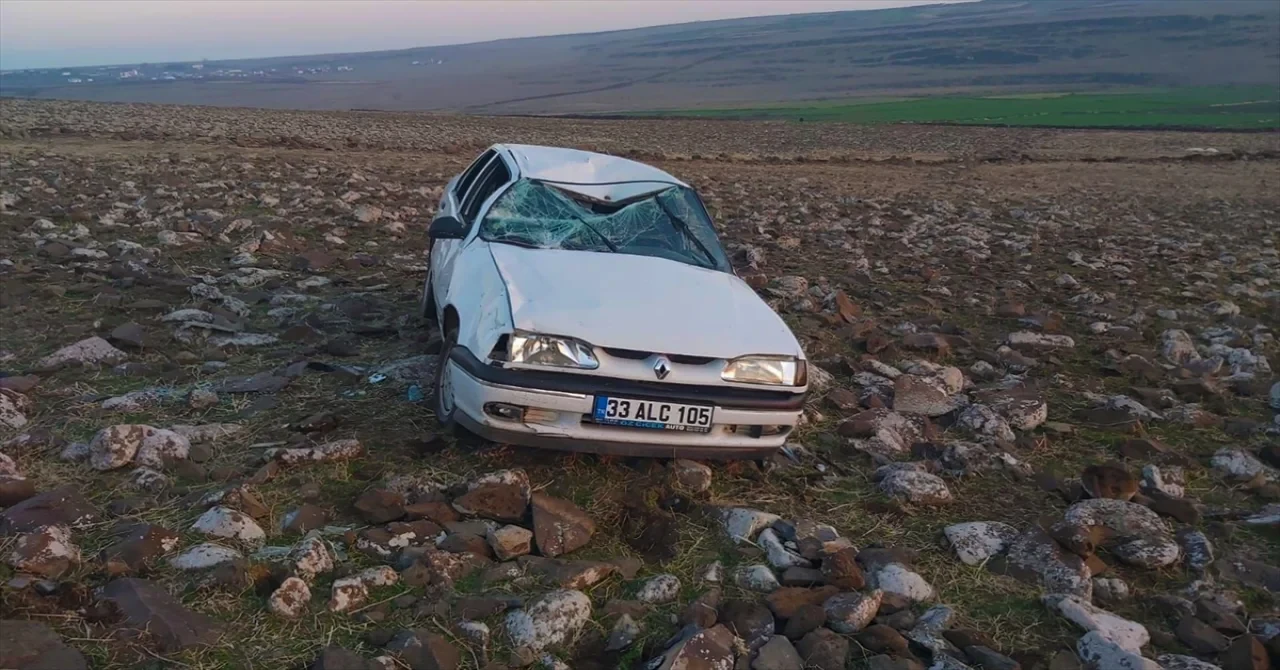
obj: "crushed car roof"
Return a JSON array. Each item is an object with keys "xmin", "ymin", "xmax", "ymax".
[{"xmin": 498, "ymin": 144, "xmax": 687, "ymax": 202}]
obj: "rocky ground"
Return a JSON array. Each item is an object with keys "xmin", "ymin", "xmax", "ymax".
[{"xmin": 0, "ymin": 98, "xmax": 1278, "ymax": 670}]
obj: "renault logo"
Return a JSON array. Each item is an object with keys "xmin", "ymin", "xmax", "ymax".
[{"xmin": 653, "ymin": 356, "xmax": 671, "ymax": 380}]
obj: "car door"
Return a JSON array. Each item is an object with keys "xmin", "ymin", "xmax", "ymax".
[
  {"xmin": 431, "ymin": 149, "xmax": 496, "ymax": 308},
  {"xmin": 433, "ymin": 151, "xmax": 514, "ymax": 312}
]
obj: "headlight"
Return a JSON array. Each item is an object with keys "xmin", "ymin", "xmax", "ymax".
[
  {"xmin": 509, "ymin": 331, "xmax": 599, "ymax": 369},
  {"xmin": 722, "ymin": 356, "xmax": 806, "ymax": 386}
]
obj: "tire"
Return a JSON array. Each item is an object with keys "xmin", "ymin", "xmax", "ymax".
[{"xmin": 431, "ymin": 325, "xmax": 459, "ymax": 432}]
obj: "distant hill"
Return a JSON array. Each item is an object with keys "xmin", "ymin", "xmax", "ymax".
[{"xmin": 2, "ymin": 0, "xmax": 1277, "ymax": 114}]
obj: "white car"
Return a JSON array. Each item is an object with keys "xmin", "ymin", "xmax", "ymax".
[{"xmin": 422, "ymin": 144, "xmax": 808, "ymax": 459}]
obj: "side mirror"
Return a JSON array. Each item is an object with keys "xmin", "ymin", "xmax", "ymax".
[{"xmin": 428, "ymin": 216, "xmax": 466, "ymax": 240}]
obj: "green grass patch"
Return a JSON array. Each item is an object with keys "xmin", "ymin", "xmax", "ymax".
[{"xmin": 633, "ymin": 87, "xmax": 1280, "ymax": 130}]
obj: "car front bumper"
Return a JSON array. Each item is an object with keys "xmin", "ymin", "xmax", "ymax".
[{"xmin": 446, "ymin": 349, "xmax": 804, "ymax": 460}]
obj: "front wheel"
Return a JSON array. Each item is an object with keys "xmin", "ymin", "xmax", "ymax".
[{"xmin": 431, "ymin": 326, "xmax": 459, "ymax": 431}]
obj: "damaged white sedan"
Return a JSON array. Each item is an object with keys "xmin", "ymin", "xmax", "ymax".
[{"xmin": 422, "ymin": 144, "xmax": 807, "ymax": 459}]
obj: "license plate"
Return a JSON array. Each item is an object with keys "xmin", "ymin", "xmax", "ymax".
[{"xmin": 592, "ymin": 396, "xmax": 714, "ymax": 433}]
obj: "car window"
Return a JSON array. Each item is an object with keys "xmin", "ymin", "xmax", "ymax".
[
  {"xmin": 460, "ymin": 156, "xmax": 512, "ymax": 224},
  {"xmin": 479, "ymin": 179, "xmax": 731, "ymax": 272},
  {"xmin": 454, "ymin": 150, "xmax": 495, "ymax": 201}
]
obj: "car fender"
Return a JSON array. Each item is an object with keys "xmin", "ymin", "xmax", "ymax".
[{"xmin": 444, "ymin": 240, "xmax": 512, "ymax": 360}]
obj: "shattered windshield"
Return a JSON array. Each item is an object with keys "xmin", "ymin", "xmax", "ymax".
[{"xmin": 480, "ymin": 179, "xmax": 731, "ymax": 272}]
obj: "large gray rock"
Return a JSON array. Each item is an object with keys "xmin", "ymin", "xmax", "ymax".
[
  {"xmin": 753, "ymin": 635, "xmax": 803, "ymax": 670},
  {"xmin": 1044, "ymin": 594, "xmax": 1149, "ymax": 652},
  {"xmin": 636, "ymin": 574, "xmax": 681, "ymax": 604},
  {"xmin": 944, "ymin": 521, "xmax": 1018, "ymax": 565},
  {"xmin": 879, "ymin": 469, "xmax": 952, "ymax": 504},
  {"xmin": 34, "ymin": 336, "xmax": 127, "ymax": 371},
  {"xmin": 452, "ymin": 469, "xmax": 531, "ymax": 522},
  {"xmin": 1161, "ymin": 329, "xmax": 1200, "ymax": 365},
  {"xmin": 505, "ymin": 589, "xmax": 591, "ymax": 660},
  {"xmin": 1076, "ymin": 631, "xmax": 1160, "ymax": 670},
  {"xmin": 1211, "ymin": 448, "xmax": 1276, "ymax": 483},
  {"xmin": 191, "ymin": 506, "xmax": 266, "ymax": 546},
  {"xmin": 1156, "ymin": 654, "xmax": 1223, "ymax": 670},
  {"xmin": 530, "ymin": 493, "xmax": 594, "ymax": 557},
  {"xmin": 892, "ymin": 374, "xmax": 964, "ymax": 416},
  {"xmin": 1006, "ymin": 527, "xmax": 1092, "ymax": 599},
  {"xmin": 1062, "ymin": 498, "xmax": 1179, "ymax": 568},
  {"xmin": 722, "ymin": 507, "xmax": 781, "ymax": 544},
  {"xmin": 867, "ymin": 562, "xmax": 934, "ymax": 602},
  {"xmin": 0, "ymin": 389, "xmax": 28, "ymax": 430},
  {"xmin": 956, "ymin": 404, "xmax": 1015, "ymax": 442},
  {"xmin": 169, "ymin": 543, "xmax": 242, "ymax": 571}
]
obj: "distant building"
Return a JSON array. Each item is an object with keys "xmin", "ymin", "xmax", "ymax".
[
  {"xmin": 191, "ymin": 63, "xmax": 204, "ymax": 70},
  {"xmin": 67, "ymin": 78, "xmax": 82, "ymax": 83}
]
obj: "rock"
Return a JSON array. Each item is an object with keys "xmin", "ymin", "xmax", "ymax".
[
  {"xmin": 1156, "ymin": 655, "xmax": 1224, "ymax": 670},
  {"xmin": 505, "ymin": 589, "xmax": 591, "ymax": 660},
  {"xmin": 517, "ymin": 556, "xmax": 614, "ymax": 589},
  {"xmin": 0, "ymin": 486, "xmax": 97, "ymax": 536},
  {"xmin": 266, "ymin": 438, "xmax": 363, "ymax": 464},
  {"xmin": 721, "ymin": 507, "xmax": 781, "ymax": 544},
  {"xmin": 1178, "ymin": 529, "xmax": 1214, "ymax": 574},
  {"xmin": 606, "ymin": 614, "xmax": 640, "ymax": 652},
  {"xmin": 821, "ymin": 545, "xmax": 866, "ymax": 589},
  {"xmin": 868, "ymin": 562, "xmax": 934, "ymax": 602},
  {"xmin": 354, "ymin": 489, "xmax": 406, "ymax": 524},
  {"xmin": 879, "ymin": 469, "xmax": 952, "ymax": 504},
  {"xmin": 1219, "ymin": 635, "xmax": 1268, "ymax": 670},
  {"xmin": 653, "ymin": 624, "xmax": 737, "ymax": 670},
  {"xmin": 110, "ymin": 322, "xmax": 147, "ymax": 349},
  {"xmin": 530, "ymin": 493, "xmax": 594, "ymax": 557},
  {"xmin": 856, "ymin": 624, "xmax": 910, "ymax": 655},
  {"xmin": 187, "ymin": 388, "xmax": 219, "ymax": 410},
  {"xmin": 455, "ymin": 620, "xmax": 489, "ymax": 647},
  {"xmin": 453, "ymin": 470, "xmax": 531, "ymax": 522},
  {"xmin": 1062, "ymin": 498, "xmax": 1179, "ymax": 568},
  {"xmin": 781, "ymin": 566, "xmax": 824, "ymax": 586},
  {"xmin": 282, "ymin": 504, "xmax": 329, "ymax": 534},
  {"xmin": 1044, "ymin": 594, "xmax": 1148, "ymax": 652},
  {"xmin": 765, "ymin": 586, "xmax": 839, "ymax": 619},
  {"xmin": 825, "ymin": 589, "xmax": 883, "ymax": 633},
  {"xmin": 1176, "ymin": 616, "xmax": 1230, "ymax": 654},
  {"xmin": 753, "ymin": 635, "xmax": 804, "ymax": 670},
  {"xmin": 1077, "ymin": 631, "xmax": 1159, "ymax": 670},
  {"xmin": 385, "ymin": 629, "xmax": 461, "ymax": 670},
  {"xmin": 957, "ymin": 403, "xmax": 1016, "ymax": 441},
  {"xmin": 169, "ymin": 543, "xmax": 242, "ymax": 571},
  {"xmin": 1141, "ymin": 465, "xmax": 1185, "ymax": 499},
  {"xmin": 1212, "ymin": 449, "xmax": 1276, "ymax": 483},
  {"xmin": 796, "ymin": 628, "xmax": 849, "ymax": 670},
  {"xmin": 722, "ymin": 598, "xmax": 775, "ymax": 652},
  {"xmin": 670, "ymin": 459, "xmax": 713, "ymax": 493},
  {"xmin": 1006, "ymin": 527, "xmax": 1092, "ymax": 599},
  {"xmin": 893, "ymin": 374, "xmax": 962, "ymax": 416},
  {"xmin": 966, "ymin": 647, "xmax": 1020, "ymax": 670},
  {"xmin": 1271, "ymin": 381, "xmax": 1280, "ymax": 411},
  {"xmin": 945, "ymin": 521, "xmax": 1018, "ymax": 565},
  {"xmin": 102, "ymin": 577, "xmax": 225, "ymax": 651},
  {"xmin": 328, "ymin": 567, "xmax": 398, "ymax": 613},
  {"xmin": 269, "ymin": 576, "xmax": 312, "ymax": 619},
  {"xmin": 1161, "ymin": 329, "xmax": 1200, "ymax": 365},
  {"xmin": 34, "ymin": 336, "xmax": 127, "ymax": 371},
  {"xmin": 905, "ymin": 604, "xmax": 955, "ymax": 657},
  {"xmin": 191, "ymin": 506, "xmax": 266, "ymax": 546},
  {"xmin": 0, "ymin": 619, "xmax": 89, "ymax": 669},
  {"xmin": 487, "ymin": 525, "xmax": 533, "ymax": 561},
  {"xmin": 0, "ymin": 389, "xmax": 28, "ymax": 430},
  {"xmin": 1007, "ymin": 331, "xmax": 1075, "ymax": 350},
  {"xmin": 7, "ymin": 524, "xmax": 79, "ymax": 578},
  {"xmin": 0, "ymin": 472, "xmax": 35, "ymax": 507},
  {"xmin": 637, "ymin": 574, "xmax": 681, "ymax": 604},
  {"xmin": 1092, "ymin": 577, "xmax": 1130, "ymax": 605},
  {"xmin": 759, "ymin": 528, "xmax": 811, "ymax": 569},
  {"xmin": 1081, "ymin": 463, "xmax": 1139, "ymax": 501},
  {"xmin": 736, "ymin": 564, "xmax": 781, "ymax": 592}
]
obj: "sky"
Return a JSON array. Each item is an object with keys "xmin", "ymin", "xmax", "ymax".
[{"xmin": 0, "ymin": 0, "xmax": 965, "ymax": 71}]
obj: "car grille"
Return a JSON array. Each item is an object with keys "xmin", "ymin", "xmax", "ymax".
[{"xmin": 602, "ymin": 347, "xmax": 716, "ymax": 366}]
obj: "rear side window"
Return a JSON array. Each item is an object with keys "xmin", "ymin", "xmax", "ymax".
[
  {"xmin": 454, "ymin": 150, "xmax": 495, "ymax": 201},
  {"xmin": 461, "ymin": 157, "xmax": 512, "ymax": 223}
]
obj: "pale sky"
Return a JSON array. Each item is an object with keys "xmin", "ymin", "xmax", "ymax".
[{"xmin": 0, "ymin": 0, "xmax": 965, "ymax": 70}]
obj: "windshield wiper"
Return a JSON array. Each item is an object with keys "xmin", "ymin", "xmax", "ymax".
[
  {"xmin": 566, "ymin": 213, "xmax": 619, "ymax": 253},
  {"xmin": 655, "ymin": 198, "xmax": 718, "ymax": 270}
]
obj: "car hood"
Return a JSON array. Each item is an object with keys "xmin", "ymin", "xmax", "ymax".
[{"xmin": 489, "ymin": 244, "xmax": 803, "ymax": 360}]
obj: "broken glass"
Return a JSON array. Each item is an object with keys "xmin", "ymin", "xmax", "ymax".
[{"xmin": 480, "ymin": 179, "xmax": 731, "ymax": 272}]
